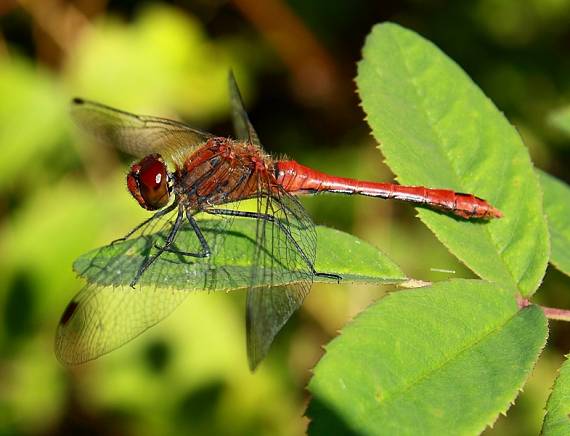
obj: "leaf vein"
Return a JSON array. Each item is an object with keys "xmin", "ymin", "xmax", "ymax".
[{"xmin": 372, "ymin": 306, "xmax": 524, "ymax": 409}]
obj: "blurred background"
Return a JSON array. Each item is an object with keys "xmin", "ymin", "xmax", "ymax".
[{"xmin": 1, "ymin": 1, "xmax": 570, "ymax": 435}]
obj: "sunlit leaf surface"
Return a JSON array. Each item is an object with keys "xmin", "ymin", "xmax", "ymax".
[
  {"xmin": 357, "ymin": 23, "xmax": 549, "ymax": 296},
  {"xmin": 307, "ymin": 279, "xmax": 548, "ymax": 435},
  {"xmin": 74, "ymin": 218, "xmax": 406, "ymax": 289},
  {"xmin": 539, "ymin": 171, "xmax": 570, "ymax": 277}
]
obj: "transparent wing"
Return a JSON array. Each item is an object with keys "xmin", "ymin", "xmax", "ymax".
[
  {"xmin": 228, "ymin": 71, "xmax": 261, "ymax": 147},
  {"xmin": 228, "ymin": 71, "xmax": 314, "ymax": 368},
  {"xmin": 55, "ymin": 281, "xmax": 190, "ymax": 365},
  {"xmin": 246, "ymin": 282, "xmax": 311, "ymax": 370},
  {"xmin": 55, "ymin": 208, "xmax": 191, "ymax": 365},
  {"xmin": 71, "ymin": 98, "xmax": 212, "ymax": 167},
  {"xmin": 246, "ymin": 182, "xmax": 317, "ymax": 370},
  {"xmin": 55, "ymin": 203, "xmax": 248, "ymax": 365}
]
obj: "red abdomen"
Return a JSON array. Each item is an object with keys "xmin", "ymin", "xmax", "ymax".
[{"xmin": 275, "ymin": 160, "xmax": 502, "ymax": 220}]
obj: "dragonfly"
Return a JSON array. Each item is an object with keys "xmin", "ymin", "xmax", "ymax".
[{"xmin": 55, "ymin": 73, "xmax": 502, "ymax": 371}]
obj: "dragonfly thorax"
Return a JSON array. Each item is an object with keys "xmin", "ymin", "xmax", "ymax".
[
  {"xmin": 127, "ymin": 154, "xmax": 172, "ymax": 210},
  {"xmin": 173, "ymin": 137, "xmax": 275, "ymax": 209}
]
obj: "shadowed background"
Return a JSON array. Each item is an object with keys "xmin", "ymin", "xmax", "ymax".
[{"xmin": 1, "ymin": 1, "xmax": 570, "ymax": 435}]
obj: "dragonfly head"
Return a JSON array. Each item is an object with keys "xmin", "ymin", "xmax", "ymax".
[{"xmin": 127, "ymin": 154, "xmax": 172, "ymax": 210}]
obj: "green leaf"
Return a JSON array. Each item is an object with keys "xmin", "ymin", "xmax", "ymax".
[
  {"xmin": 314, "ymin": 226, "xmax": 405, "ymax": 282},
  {"xmin": 357, "ymin": 23, "xmax": 549, "ymax": 296},
  {"xmin": 543, "ymin": 355, "xmax": 570, "ymax": 435},
  {"xmin": 73, "ymin": 218, "xmax": 406, "ymax": 290},
  {"xmin": 307, "ymin": 279, "xmax": 548, "ymax": 435},
  {"xmin": 548, "ymin": 106, "xmax": 570, "ymax": 138},
  {"xmin": 539, "ymin": 170, "xmax": 570, "ymax": 277}
]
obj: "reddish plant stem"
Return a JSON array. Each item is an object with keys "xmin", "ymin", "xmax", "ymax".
[
  {"xmin": 517, "ymin": 296, "xmax": 570, "ymax": 321},
  {"xmin": 231, "ymin": 0, "xmax": 348, "ymax": 107}
]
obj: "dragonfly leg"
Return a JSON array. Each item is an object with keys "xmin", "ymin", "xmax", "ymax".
[
  {"xmin": 314, "ymin": 271, "xmax": 342, "ymax": 284},
  {"xmin": 130, "ymin": 206, "xmax": 185, "ymax": 287},
  {"xmin": 111, "ymin": 201, "xmax": 178, "ymax": 245},
  {"xmin": 154, "ymin": 211, "xmax": 211, "ymax": 258},
  {"xmin": 205, "ymin": 209, "xmax": 342, "ymax": 283}
]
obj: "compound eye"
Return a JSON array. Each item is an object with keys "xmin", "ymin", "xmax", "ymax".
[{"xmin": 127, "ymin": 154, "xmax": 170, "ymax": 210}]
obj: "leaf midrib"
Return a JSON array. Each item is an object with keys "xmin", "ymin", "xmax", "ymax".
[
  {"xmin": 366, "ymin": 304, "xmax": 525, "ymax": 413},
  {"xmin": 381, "ymin": 27, "xmax": 518, "ymax": 291}
]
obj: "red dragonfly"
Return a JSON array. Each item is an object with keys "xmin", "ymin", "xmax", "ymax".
[{"xmin": 56, "ymin": 73, "xmax": 501, "ymax": 370}]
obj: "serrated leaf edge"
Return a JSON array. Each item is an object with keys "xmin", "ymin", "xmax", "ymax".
[{"xmin": 305, "ymin": 281, "xmax": 549, "ymax": 434}]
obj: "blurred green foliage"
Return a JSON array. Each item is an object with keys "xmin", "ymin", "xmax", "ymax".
[
  {"xmin": 0, "ymin": 1, "xmax": 569, "ymax": 435},
  {"xmin": 65, "ymin": 6, "xmax": 249, "ymax": 122},
  {"xmin": 549, "ymin": 105, "xmax": 570, "ymax": 139}
]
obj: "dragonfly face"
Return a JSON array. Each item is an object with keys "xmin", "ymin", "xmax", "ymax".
[{"xmin": 127, "ymin": 153, "xmax": 172, "ymax": 210}]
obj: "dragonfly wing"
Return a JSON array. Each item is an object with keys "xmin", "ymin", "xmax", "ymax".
[
  {"xmin": 55, "ymin": 281, "xmax": 188, "ymax": 365},
  {"xmin": 246, "ymin": 186, "xmax": 316, "ymax": 370},
  {"xmin": 246, "ymin": 282, "xmax": 310, "ymax": 370},
  {"xmin": 71, "ymin": 98, "xmax": 212, "ymax": 167},
  {"xmin": 228, "ymin": 71, "xmax": 261, "ymax": 147},
  {"xmin": 56, "ymin": 207, "xmax": 193, "ymax": 365}
]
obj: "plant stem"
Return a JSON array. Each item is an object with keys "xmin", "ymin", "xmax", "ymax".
[{"xmin": 517, "ymin": 296, "xmax": 570, "ymax": 321}]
